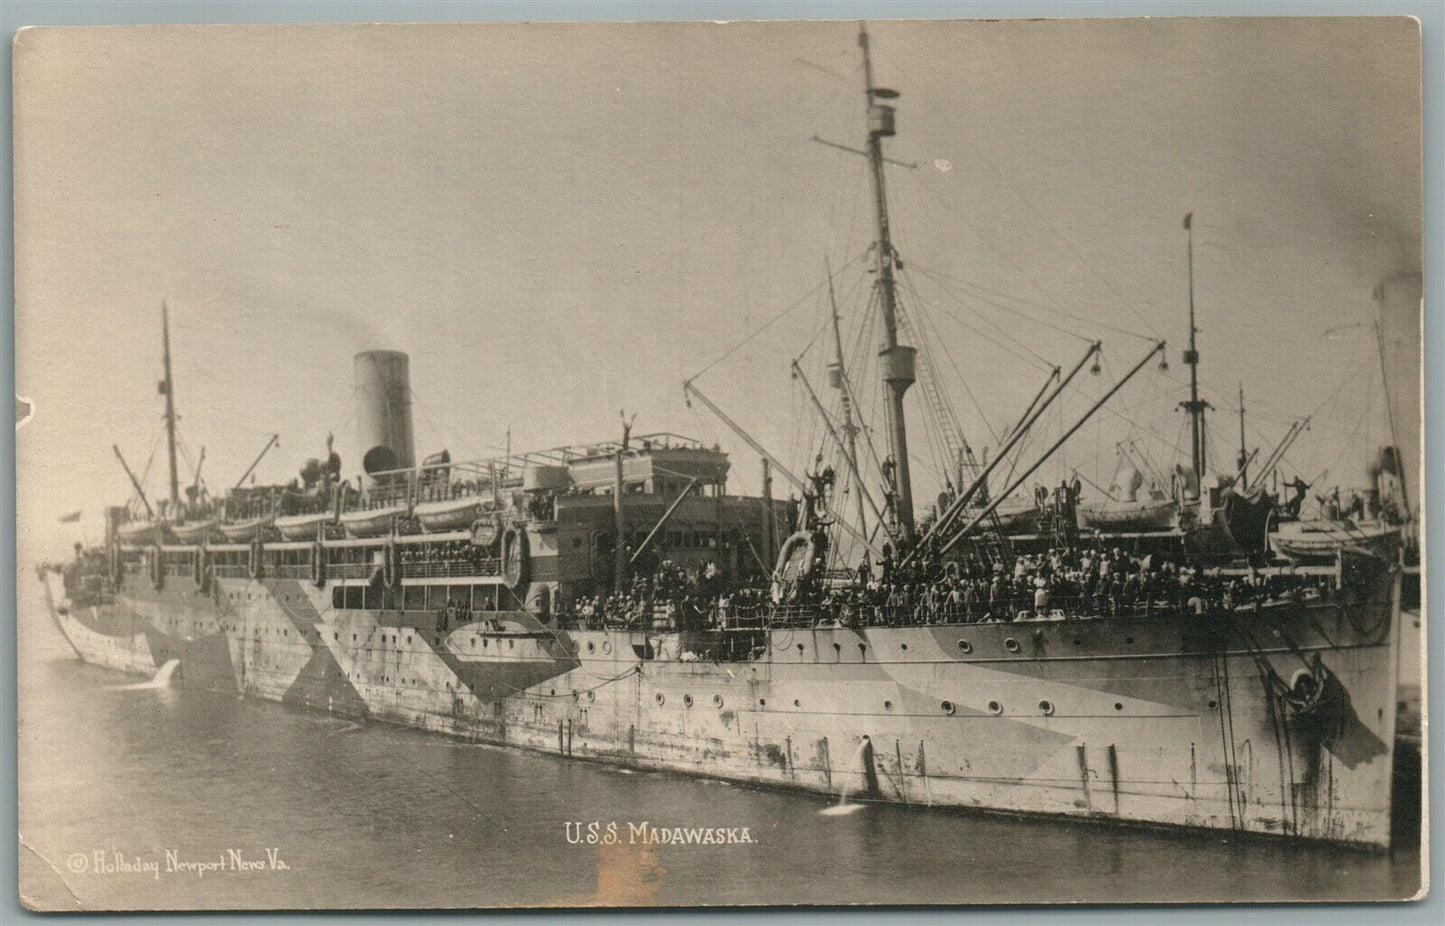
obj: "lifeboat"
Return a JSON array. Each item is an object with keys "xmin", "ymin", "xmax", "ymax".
[
  {"xmin": 1271, "ymin": 519, "xmax": 1401, "ymax": 563},
  {"xmin": 961, "ymin": 496, "xmax": 1043, "ymax": 535},
  {"xmin": 115, "ymin": 519, "xmax": 163, "ymax": 546},
  {"xmin": 1077, "ymin": 497, "xmax": 1179, "ymax": 533},
  {"xmin": 169, "ymin": 518, "xmax": 218, "ymax": 544},
  {"xmin": 414, "ymin": 495, "xmax": 492, "ymax": 533},
  {"xmin": 274, "ymin": 511, "xmax": 334, "ymax": 541},
  {"xmin": 339, "ymin": 505, "xmax": 407, "ymax": 538},
  {"xmin": 219, "ymin": 516, "xmax": 271, "ymax": 543}
]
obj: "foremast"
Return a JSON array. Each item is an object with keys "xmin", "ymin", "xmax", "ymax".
[
  {"xmin": 1180, "ymin": 214, "xmax": 1210, "ymax": 480},
  {"xmin": 859, "ymin": 24, "xmax": 917, "ymax": 536},
  {"xmin": 160, "ymin": 298, "xmax": 181, "ymax": 515}
]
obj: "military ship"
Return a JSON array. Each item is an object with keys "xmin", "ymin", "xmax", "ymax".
[{"xmin": 39, "ymin": 25, "xmax": 1410, "ymax": 850}]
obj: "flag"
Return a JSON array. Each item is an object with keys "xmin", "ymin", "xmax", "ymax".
[
  {"xmin": 59, "ymin": 510, "xmax": 81, "ymax": 523},
  {"xmin": 157, "ymin": 379, "xmax": 169, "ymax": 395},
  {"xmin": 1183, "ymin": 212, "xmax": 1192, "ymax": 230}
]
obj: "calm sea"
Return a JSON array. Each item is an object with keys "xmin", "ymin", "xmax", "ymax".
[{"xmin": 17, "ymin": 585, "xmax": 1421, "ymax": 910}]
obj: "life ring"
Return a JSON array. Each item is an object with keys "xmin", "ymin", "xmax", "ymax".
[
  {"xmin": 311, "ymin": 541, "xmax": 327, "ymax": 587},
  {"xmin": 502, "ymin": 525, "xmax": 529, "ymax": 593},
  {"xmin": 248, "ymin": 537, "xmax": 264, "ymax": 580},
  {"xmin": 383, "ymin": 540, "xmax": 398, "ymax": 588},
  {"xmin": 469, "ymin": 516, "xmax": 501, "ymax": 548},
  {"xmin": 149, "ymin": 544, "xmax": 165, "ymax": 590}
]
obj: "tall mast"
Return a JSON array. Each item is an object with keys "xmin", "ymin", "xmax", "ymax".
[
  {"xmin": 826, "ymin": 259, "xmax": 869, "ymax": 539},
  {"xmin": 160, "ymin": 298, "xmax": 181, "ymax": 514},
  {"xmin": 858, "ymin": 23, "xmax": 917, "ymax": 535},
  {"xmin": 1236, "ymin": 381, "xmax": 1248, "ymax": 488},
  {"xmin": 1180, "ymin": 213, "xmax": 1210, "ymax": 479}
]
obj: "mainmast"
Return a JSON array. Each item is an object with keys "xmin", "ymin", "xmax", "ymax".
[
  {"xmin": 858, "ymin": 24, "xmax": 917, "ymax": 536},
  {"xmin": 1236, "ymin": 381, "xmax": 1248, "ymax": 488},
  {"xmin": 160, "ymin": 298, "xmax": 181, "ymax": 515},
  {"xmin": 1180, "ymin": 213, "xmax": 1210, "ymax": 479}
]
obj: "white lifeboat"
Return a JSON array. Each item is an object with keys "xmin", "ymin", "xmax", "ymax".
[
  {"xmin": 339, "ymin": 505, "xmax": 407, "ymax": 538},
  {"xmin": 274, "ymin": 511, "xmax": 335, "ymax": 541},
  {"xmin": 414, "ymin": 495, "xmax": 493, "ymax": 533}
]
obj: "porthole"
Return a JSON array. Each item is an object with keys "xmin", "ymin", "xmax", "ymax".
[
  {"xmin": 1125, "ymin": 636, "xmax": 1135, "ymax": 645},
  {"xmin": 958, "ymin": 639, "xmax": 972, "ymax": 654},
  {"xmin": 1208, "ymin": 699, "xmax": 1218, "ymax": 709},
  {"xmin": 602, "ymin": 641, "xmax": 612, "ymax": 655},
  {"xmin": 900, "ymin": 642, "xmax": 909, "ymax": 651},
  {"xmin": 1114, "ymin": 702, "xmax": 1124, "ymax": 711},
  {"xmin": 572, "ymin": 690, "xmax": 580, "ymax": 703},
  {"xmin": 587, "ymin": 690, "xmax": 596, "ymax": 703},
  {"xmin": 793, "ymin": 698, "xmax": 801, "ymax": 708},
  {"xmin": 587, "ymin": 641, "xmax": 595, "ymax": 653},
  {"xmin": 1073, "ymin": 638, "xmax": 1082, "ymax": 647},
  {"xmin": 508, "ymin": 639, "xmax": 515, "ymax": 650},
  {"xmin": 758, "ymin": 698, "xmax": 767, "ymax": 707},
  {"xmin": 941, "ymin": 700, "xmax": 956, "ymax": 715},
  {"xmin": 655, "ymin": 692, "xmax": 665, "ymax": 706},
  {"xmin": 797, "ymin": 643, "xmax": 805, "ymax": 655},
  {"xmin": 1039, "ymin": 699, "xmax": 1055, "ymax": 716},
  {"xmin": 1004, "ymin": 637, "xmax": 1020, "ymax": 653},
  {"xmin": 683, "ymin": 694, "xmax": 694, "ymax": 708},
  {"xmin": 883, "ymin": 700, "xmax": 893, "ymax": 711},
  {"xmin": 987, "ymin": 700, "xmax": 1003, "ymax": 715},
  {"xmin": 713, "ymin": 694, "xmax": 724, "ymax": 708}
]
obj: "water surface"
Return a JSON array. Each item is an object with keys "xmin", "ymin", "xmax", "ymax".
[{"xmin": 17, "ymin": 589, "xmax": 1421, "ymax": 910}]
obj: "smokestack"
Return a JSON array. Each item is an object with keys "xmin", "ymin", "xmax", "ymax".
[
  {"xmin": 354, "ymin": 350, "xmax": 415, "ymax": 487},
  {"xmin": 1374, "ymin": 272, "xmax": 1422, "ymax": 517}
]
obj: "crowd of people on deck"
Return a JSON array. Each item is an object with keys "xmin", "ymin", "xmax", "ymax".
[
  {"xmin": 800, "ymin": 546, "xmax": 1336, "ymax": 628},
  {"xmin": 555, "ymin": 544, "xmax": 1336, "ymax": 631},
  {"xmin": 398, "ymin": 539, "xmax": 497, "ymax": 572},
  {"xmin": 566, "ymin": 559, "xmax": 731, "ymax": 630}
]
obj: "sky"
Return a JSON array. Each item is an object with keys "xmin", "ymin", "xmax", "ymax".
[{"xmin": 14, "ymin": 17, "xmax": 1422, "ymax": 563}]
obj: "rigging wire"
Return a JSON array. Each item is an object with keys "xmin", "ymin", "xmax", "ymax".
[
  {"xmin": 689, "ymin": 253, "xmax": 864, "ymax": 384},
  {"xmin": 906, "ymin": 91, "xmax": 1167, "ymax": 340},
  {"xmin": 898, "ymin": 268, "xmax": 1000, "ymax": 445},
  {"xmin": 903, "ymin": 266, "xmax": 1057, "ymax": 370},
  {"xmin": 910, "ymin": 259, "xmax": 1159, "ymax": 345}
]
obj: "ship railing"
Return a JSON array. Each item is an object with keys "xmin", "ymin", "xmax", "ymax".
[
  {"xmin": 328, "ymin": 563, "xmax": 376, "ymax": 580},
  {"xmin": 400, "ymin": 559, "xmax": 501, "ymax": 579},
  {"xmin": 213, "ymin": 565, "xmax": 249, "ymax": 579},
  {"xmin": 268, "ymin": 565, "xmax": 312, "ymax": 580}
]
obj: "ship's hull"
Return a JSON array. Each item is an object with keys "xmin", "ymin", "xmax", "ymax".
[{"xmin": 39, "ymin": 566, "xmax": 1400, "ymax": 848}]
